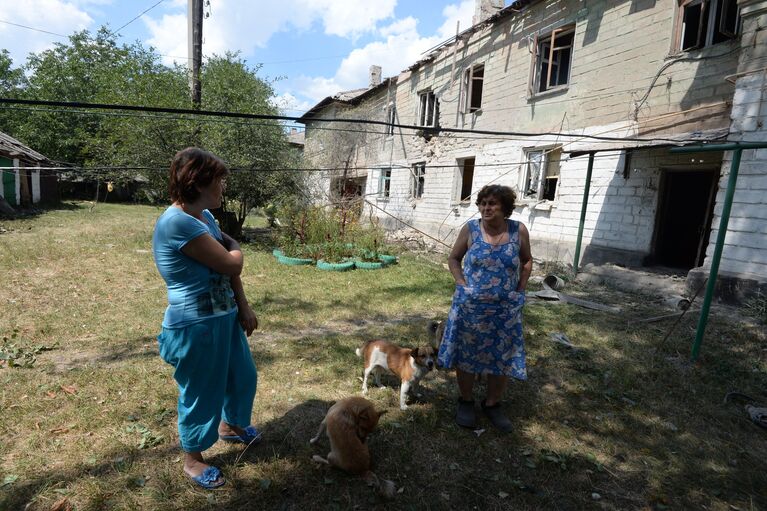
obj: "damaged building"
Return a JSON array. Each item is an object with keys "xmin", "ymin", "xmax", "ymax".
[{"xmin": 298, "ymin": 0, "xmax": 767, "ymax": 303}]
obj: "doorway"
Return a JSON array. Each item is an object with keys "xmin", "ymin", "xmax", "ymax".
[{"xmin": 653, "ymin": 169, "xmax": 718, "ymax": 269}]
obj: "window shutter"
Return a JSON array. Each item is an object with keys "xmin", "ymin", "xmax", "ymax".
[{"xmin": 527, "ymin": 34, "xmax": 538, "ymax": 97}]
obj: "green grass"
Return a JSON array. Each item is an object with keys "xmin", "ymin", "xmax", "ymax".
[{"xmin": 0, "ymin": 202, "xmax": 765, "ymax": 511}]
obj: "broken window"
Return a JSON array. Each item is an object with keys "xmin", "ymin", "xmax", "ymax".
[
  {"xmin": 462, "ymin": 64, "xmax": 485, "ymax": 113},
  {"xmin": 677, "ymin": 0, "xmax": 740, "ymax": 51},
  {"xmin": 385, "ymin": 104, "xmax": 396, "ymax": 136},
  {"xmin": 378, "ymin": 167, "xmax": 391, "ymax": 198},
  {"xmin": 456, "ymin": 157, "xmax": 475, "ymax": 202},
  {"xmin": 417, "ymin": 91, "xmax": 439, "ymax": 127},
  {"xmin": 411, "ymin": 162, "xmax": 426, "ymax": 198},
  {"xmin": 530, "ymin": 25, "xmax": 575, "ymax": 94},
  {"xmin": 522, "ymin": 148, "xmax": 561, "ymax": 200}
]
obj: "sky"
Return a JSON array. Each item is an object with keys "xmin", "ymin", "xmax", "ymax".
[{"xmin": 0, "ymin": 0, "xmax": 482, "ymax": 116}]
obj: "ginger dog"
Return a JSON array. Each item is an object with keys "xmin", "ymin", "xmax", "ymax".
[{"xmin": 309, "ymin": 397, "xmax": 395, "ymax": 499}]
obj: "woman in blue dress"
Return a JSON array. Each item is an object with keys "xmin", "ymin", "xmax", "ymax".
[
  {"xmin": 153, "ymin": 148, "xmax": 260, "ymax": 489},
  {"xmin": 437, "ymin": 184, "xmax": 532, "ymax": 432}
]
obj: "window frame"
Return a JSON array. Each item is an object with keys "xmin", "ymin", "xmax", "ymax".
[
  {"xmin": 377, "ymin": 167, "xmax": 392, "ymax": 198},
  {"xmin": 417, "ymin": 90, "xmax": 439, "ymax": 128},
  {"xmin": 455, "ymin": 157, "xmax": 476, "ymax": 203},
  {"xmin": 461, "ymin": 63, "xmax": 485, "ymax": 113},
  {"xmin": 521, "ymin": 147, "xmax": 561, "ymax": 201},
  {"xmin": 674, "ymin": 0, "xmax": 740, "ymax": 52},
  {"xmin": 529, "ymin": 24, "xmax": 575, "ymax": 96},
  {"xmin": 385, "ymin": 103, "xmax": 396, "ymax": 137},
  {"xmin": 411, "ymin": 162, "xmax": 426, "ymax": 199}
]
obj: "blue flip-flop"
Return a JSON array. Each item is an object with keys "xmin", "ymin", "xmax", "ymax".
[
  {"xmin": 219, "ymin": 425, "xmax": 262, "ymax": 445},
  {"xmin": 188, "ymin": 466, "xmax": 225, "ymax": 489}
]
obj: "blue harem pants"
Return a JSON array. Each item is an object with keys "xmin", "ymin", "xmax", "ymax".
[{"xmin": 157, "ymin": 312, "xmax": 257, "ymax": 452}]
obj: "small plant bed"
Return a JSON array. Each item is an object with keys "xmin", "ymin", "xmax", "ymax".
[{"xmin": 272, "ymin": 199, "xmax": 398, "ymax": 271}]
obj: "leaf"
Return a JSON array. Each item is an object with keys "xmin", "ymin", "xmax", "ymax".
[
  {"xmin": 49, "ymin": 497, "xmax": 72, "ymax": 511},
  {"xmin": 498, "ymin": 491, "xmax": 509, "ymax": 498},
  {"xmin": 2, "ymin": 474, "xmax": 18, "ymax": 487},
  {"xmin": 60, "ymin": 385, "xmax": 77, "ymax": 395},
  {"xmin": 259, "ymin": 478, "xmax": 271, "ymax": 490}
]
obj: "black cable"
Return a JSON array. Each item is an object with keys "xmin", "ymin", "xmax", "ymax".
[
  {"xmin": 111, "ymin": 0, "xmax": 167, "ymax": 35},
  {"xmin": 0, "ymin": 97, "xmax": 713, "ymax": 144}
]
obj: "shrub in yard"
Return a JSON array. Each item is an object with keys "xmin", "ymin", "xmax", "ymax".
[{"xmin": 274, "ymin": 201, "xmax": 394, "ymax": 264}]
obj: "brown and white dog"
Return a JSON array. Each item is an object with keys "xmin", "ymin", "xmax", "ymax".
[
  {"xmin": 309, "ymin": 397, "xmax": 395, "ymax": 499},
  {"xmin": 356, "ymin": 340, "xmax": 436, "ymax": 410}
]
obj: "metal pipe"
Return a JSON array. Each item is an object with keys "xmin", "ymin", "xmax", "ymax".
[
  {"xmin": 573, "ymin": 152, "xmax": 594, "ymax": 274},
  {"xmin": 688, "ymin": 148, "xmax": 742, "ymax": 362},
  {"xmin": 669, "ymin": 142, "xmax": 767, "ymax": 153}
]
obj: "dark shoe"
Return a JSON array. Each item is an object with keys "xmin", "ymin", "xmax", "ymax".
[
  {"xmin": 482, "ymin": 401, "xmax": 512, "ymax": 433},
  {"xmin": 455, "ymin": 399, "xmax": 476, "ymax": 428}
]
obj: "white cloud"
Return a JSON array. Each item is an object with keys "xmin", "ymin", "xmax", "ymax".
[
  {"xmin": 306, "ymin": 0, "xmax": 396, "ymax": 39},
  {"xmin": 293, "ymin": 1, "xmax": 475, "ymax": 104},
  {"xmin": 144, "ymin": 13, "xmax": 188, "ymax": 64},
  {"xmin": 272, "ymin": 92, "xmax": 314, "ymax": 115},
  {"xmin": 0, "ymin": 0, "xmax": 93, "ymax": 64},
  {"xmin": 143, "ymin": 0, "xmax": 396, "ymax": 66},
  {"xmin": 437, "ymin": 0, "xmax": 476, "ymax": 40}
]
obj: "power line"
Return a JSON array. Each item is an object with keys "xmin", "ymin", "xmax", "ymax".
[
  {"xmin": 0, "ymin": 19, "xmax": 68, "ymax": 38},
  {"xmin": 0, "ymin": 97, "xmax": 717, "ymax": 145},
  {"xmin": 111, "ymin": 0, "xmax": 167, "ymax": 35}
]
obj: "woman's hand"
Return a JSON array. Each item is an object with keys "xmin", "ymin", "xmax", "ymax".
[{"xmin": 238, "ymin": 305, "xmax": 258, "ymax": 336}]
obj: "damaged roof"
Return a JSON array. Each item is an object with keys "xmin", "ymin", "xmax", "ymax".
[
  {"xmin": 296, "ymin": 76, "xmax": 398, "ymax": 124},
  {"xmin": 406, "ymin": 0, "xmax": 537, "ymax": 72},
  {"xmin": 0, "ymin": 131, "xmax": 50, "ymax": 163}
]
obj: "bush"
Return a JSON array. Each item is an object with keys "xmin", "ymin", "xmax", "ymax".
[{"xmin": 273, "ymin": 201, "xmax": 392, "ymax": 264}]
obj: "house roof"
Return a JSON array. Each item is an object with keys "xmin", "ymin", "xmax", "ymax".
[
  {"xmin": 288, "ymin": 129, "xmax": 305, "ymax": 147},
  {"xmin": 0, "ymin": 131, "xmax": 50, "ymax": 163},
  {"xmin": 296, "ymin": 1, "xmax": 537, "ymax": 123},
  {"xmin": 296, "ymin": 77, "xmax": 398, "ymax": 124}
]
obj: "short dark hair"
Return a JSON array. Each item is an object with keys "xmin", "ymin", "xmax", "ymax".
[
  {"xmin": 168, "ymin": 147, "xmax": 228, "ymax": 203},
  {"xmin": 475, "ymin": 184, "xmax": 517, "ymax": 218}
]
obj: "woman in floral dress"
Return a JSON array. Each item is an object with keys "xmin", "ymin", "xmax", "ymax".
[{"xmin": 438, "ymin": 184, "xmax": 532, "ymax": 432}]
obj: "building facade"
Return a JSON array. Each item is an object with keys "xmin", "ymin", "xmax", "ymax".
[{"xmin": 300, "ymin": 0, "xmax": 767, "ymax": 303}]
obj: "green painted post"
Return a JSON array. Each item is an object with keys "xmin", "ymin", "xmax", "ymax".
[
  {"xmin": 689, "ymin": 148, "xmax": 742, "ymax": 362},
  {"xmin": 573, "ymin": 152, "xmax": 594, "ymax": 274}
]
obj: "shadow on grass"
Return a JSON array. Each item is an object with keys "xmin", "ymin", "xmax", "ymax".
[
  {"xmin": 0, "ymin": 201, "xmax": 85, "ymax": 223},
  {"xmin": 43, "ymin": 333, "xmax": 277, "ymax": 373},
  {"xmin": 4, "ymin": 314, "xmax": 765, "ymax": 510}
]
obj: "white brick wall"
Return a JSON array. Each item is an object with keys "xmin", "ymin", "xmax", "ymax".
[{"xmin": 301, "ymin": 0, "xmax": 767, "ymax": 286}]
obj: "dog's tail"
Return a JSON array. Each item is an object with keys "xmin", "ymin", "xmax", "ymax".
[
  {"xmin": 363, "ymin": 471, "xmax": 396, "ymax": 500},
  {"xmin": 355, "ymin": 340, "xmax": 374, "ymax": 358}
]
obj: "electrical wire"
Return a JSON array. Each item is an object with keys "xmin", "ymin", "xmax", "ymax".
[
  {"xmin": 111, "ymin": 0, "xmax": 167, "ymax": 35},
  {"xmin": 0, "ymin": 97, "xmax": 722, "ymax": 145}
]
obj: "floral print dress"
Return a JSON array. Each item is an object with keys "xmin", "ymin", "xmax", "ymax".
[{"xmin": 437, "ymin": 219, "xmax": 527, "ymax": 379}]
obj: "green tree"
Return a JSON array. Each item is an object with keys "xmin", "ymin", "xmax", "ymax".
[
  {"xmin": 6, "ymin": 29, "xmax": 303, "ymax": 235},
  {"xmin": 199, "ymin": 54, "xmax": 304, "ymax": 236}
]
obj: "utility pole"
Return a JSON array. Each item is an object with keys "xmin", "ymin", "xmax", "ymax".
[{"xmin": 187, "ymin": 0, "xmax": 203, "ymax": 107}]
